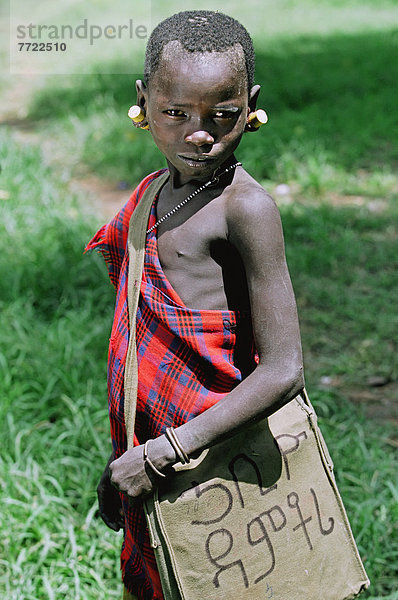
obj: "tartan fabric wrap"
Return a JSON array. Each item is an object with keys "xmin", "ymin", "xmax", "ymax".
[{"xmin": 86, "ymin": 171, "xmax": 256, "ymax": 600}]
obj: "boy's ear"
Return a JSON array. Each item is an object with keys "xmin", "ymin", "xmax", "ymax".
[
  {"xmin": 246, "ymin": 84, "xmax": 265, "ymax": 132},
  {"xmin": 248, "ymin": 84, "xmax": 261, "ymax": 114},
  {"xmin": 135, "ymin": 79, "xmax": 148, "ymax": 109}
]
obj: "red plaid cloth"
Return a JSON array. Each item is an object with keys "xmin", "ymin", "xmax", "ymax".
[{"xmin": 86, "ymin": 170, "xmax": 256, "ymax": 599}]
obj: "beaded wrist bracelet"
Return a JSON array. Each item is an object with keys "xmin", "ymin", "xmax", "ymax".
[
  {"xmin": 165, "ymin": 427, "xmax": 190, "ymax": 465},
  {"xmin": 143, "ymin": 439, "xmax": 167, "ymax": 479}
]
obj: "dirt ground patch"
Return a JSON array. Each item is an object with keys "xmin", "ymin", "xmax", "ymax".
[{"xmin": 0, "ymin": 71, "xmax": 128, "ymax": 220}]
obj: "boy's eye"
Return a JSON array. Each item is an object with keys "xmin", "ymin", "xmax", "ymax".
[
  {"xmin": 213, "ymin": 110, "xmax": 236, "ymax": 119},
  {"xmin": 164, "ymin": 109, "xmax": 186, "ymax": 117}
]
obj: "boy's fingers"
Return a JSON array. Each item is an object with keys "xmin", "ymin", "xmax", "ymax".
[
  {"xmin": 105, "ymin": 519, "xmax": 122, "ymax": 531},
  {"xmin": 95, "ymin": 508, "xmax": 124, "ymax": 531}
]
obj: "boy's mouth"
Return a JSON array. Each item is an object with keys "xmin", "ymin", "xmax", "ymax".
[{"xmin": 178, "ymin": 154, "xmax": 216, "ymax": 167}]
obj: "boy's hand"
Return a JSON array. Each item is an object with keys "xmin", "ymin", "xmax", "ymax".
[
  {"xmin": 109, "ymin": 436, "xmax": 176, "ymax": 501},
  {"xmin": 110, "ymin": 445, "xmax": 154, "ymax": 501},
  {"xmin": 97, "ymin": 455, "xmax": 125, "ymax": 531}
]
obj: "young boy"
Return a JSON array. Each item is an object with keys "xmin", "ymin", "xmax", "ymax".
[{"xmin": 87, "ymin": 11, "xmax": 304, "ymax": 600}]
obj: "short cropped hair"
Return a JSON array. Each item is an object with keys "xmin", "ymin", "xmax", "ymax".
[{"xmin": 144, "ymin": 11, "xmax": 255, "ymax": 92}]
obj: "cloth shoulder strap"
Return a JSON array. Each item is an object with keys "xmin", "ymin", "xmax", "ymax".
[{"xmin": 124, "ymin": 172, "xmax": 169, "ymax": 448}]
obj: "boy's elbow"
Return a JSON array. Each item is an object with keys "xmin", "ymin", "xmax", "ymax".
[
  {"xmin": 268, "ymin": 361, "xmax": 305, "ymax": 408},
  {"xmin": 255, "ymin": 358, "xmax": 305, "ymax": 414},
  {"xmin": 279, "ymin": 361, "xmax": 305, "ymax": 405},
  {"xmin": 287, "ymin": 363, "xmax": 305, "ymax": 398}
]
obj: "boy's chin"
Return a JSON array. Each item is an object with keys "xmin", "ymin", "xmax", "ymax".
[
  {"xmin": 169, "ymin": 160, "xmax": 219, "ymax": 184},
  {"xmin": 170, "ymin": 155, "xmax": 235, "ymax": 184}
]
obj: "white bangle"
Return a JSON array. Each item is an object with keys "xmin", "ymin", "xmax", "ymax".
[{"xmin": 143, "ymin": 440, "xmax": 167, "ymax": 478}]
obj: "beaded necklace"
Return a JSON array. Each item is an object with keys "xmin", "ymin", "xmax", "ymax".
[{"xmin": 146, "ymin": 161, "xmax": 242, "ymax": 234}]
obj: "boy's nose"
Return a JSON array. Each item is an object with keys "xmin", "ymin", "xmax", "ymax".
[{"xmin": 184, "ymin": 130, "xmax": 215, "ymax": 147}]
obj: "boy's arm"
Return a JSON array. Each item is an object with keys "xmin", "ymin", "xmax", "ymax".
[
  {"xmin": 110, "ymin": 187, "xmax": 304, "ymax": 498},
  {"xmin": 173, "ymin": 186, "xmax": 304, "ymax": 454}
]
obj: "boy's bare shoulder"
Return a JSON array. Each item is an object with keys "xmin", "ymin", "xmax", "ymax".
[{"xmin": 225, "ymin": 169, "xmax": 282, "ymax": 240}]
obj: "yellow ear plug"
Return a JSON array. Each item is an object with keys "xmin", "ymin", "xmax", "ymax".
[
  {"xmin": 128, "ymin": 105, "xmax": 145, "ymax": 122},
  {"xmin": 247, "ymin": 109, "xmax": 268, "ymax": 128},
  {"xmin": 128, "ymin": 105, "xmax": 149, "ymax": 129}
]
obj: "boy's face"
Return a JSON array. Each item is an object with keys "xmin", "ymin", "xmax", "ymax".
[{"xmin": 140, "ymin": 43, "xmax": 252, "ymax": 185}]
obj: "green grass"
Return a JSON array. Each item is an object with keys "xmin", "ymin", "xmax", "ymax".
[
  {"xmin": 283, "ymin": 201, "xmax": 398, "ymax": 384},
  {"xmin": 1, "ymin": 128, "xmax": 396, "ymax": 598},
  {"xmin": 0, "ymin": 132, "xmax": 121, "ymax": 598}
]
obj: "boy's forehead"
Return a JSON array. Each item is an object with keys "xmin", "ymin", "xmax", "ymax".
[{"xmin": 149, "ymin": 41, "xmax": 248, "ymax": 95}]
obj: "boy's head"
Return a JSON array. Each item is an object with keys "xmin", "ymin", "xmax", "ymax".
[
  {"xmin": 144, "ymin": 11, "xmax": 255, "ymax": 95},
  {"xmin": 136, "ymin": 11, "xmax": 260, "ymax": 184}
]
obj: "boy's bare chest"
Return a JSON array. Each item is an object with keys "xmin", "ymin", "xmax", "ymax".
[{"xmin": 155, "ymin": 199, "xmax": 246, "ymax": 311}]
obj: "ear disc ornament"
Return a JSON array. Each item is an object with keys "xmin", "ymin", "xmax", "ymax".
[
  {"xmin": 247, "ymin": 109, "xmax": 268, "ymax": 129},
  {"xmin": 128, "ymin": 105, "xmax": 149, "ymax": 129}
]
